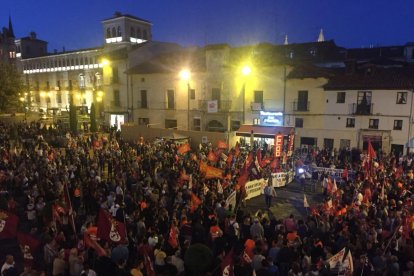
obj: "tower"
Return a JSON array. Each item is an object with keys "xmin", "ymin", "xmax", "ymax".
[
  {"xmin": 317, "ymin": 29, "xmax": 325, "ymax": 42},
  {"xmin": 102, "ymin": 11, "xmax": 152, "ymax": 46}
]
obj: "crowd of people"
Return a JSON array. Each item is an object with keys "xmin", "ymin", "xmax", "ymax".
[{"xmin": 0, "ymin": 122, "xmax": 412, "ymax": 276}]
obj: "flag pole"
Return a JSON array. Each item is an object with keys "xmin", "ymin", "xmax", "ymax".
[{"xmin": 64, "ymin": 182, "xmax": 78, "ymax": 243}]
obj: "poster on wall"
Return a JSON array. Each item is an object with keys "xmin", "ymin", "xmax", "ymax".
[
  {"xmin": 274, "ymin": 134, "xmax": 284, "ymax": 157},
  {"xmin": 207, "ymin": 100, "xmax": 218, "ymax": 113}
]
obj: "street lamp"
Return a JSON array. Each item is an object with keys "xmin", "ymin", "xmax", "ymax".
[
  {"xmin": 241, "ymin": 65, "xmax": 251, "ymax": 124},
  {"xmin": 180, "ymin": 69, "xmax": 191, "ymax": 131}
]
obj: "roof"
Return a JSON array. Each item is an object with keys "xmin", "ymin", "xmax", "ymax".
[
  {"xmin": 347, "ymin": 46, "xmax": 404, "ymax": 60},
  {"xmin": 236, "ymin": 125, "xmax": 293, "ymax": 138},
  {"xmin": 18, "ymin": 37, "xmax": 48, "ymax": 43},
  {"xmin": 102, "ymin": 12, "xmax": 151, "ymax": 24},
  {"xmin": 324, "ymin": 66, "xmax": 414, "ymax": 90},
  {"xmin": 127, "ymin": 48, "xmax": 206, "ymax": 74},
  {"xmin": 287, "ymin": 65, "xmax": 341, "ymax": 79}
]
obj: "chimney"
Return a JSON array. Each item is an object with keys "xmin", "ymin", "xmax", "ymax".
[{"xmin": 30, "ymin": 31, "xmax": 37, "ymax": 40}]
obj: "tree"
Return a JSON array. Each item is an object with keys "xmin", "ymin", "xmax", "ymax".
[
  {"xmin": 90, "ymin": 103, "xmax": 97, "ymax": 132},
  {"xmin": 69, "ymin": 97, "xmax": 78, "ymax": 134},
  {"xmin": 0, "ymin": 63, "xmax": 24, "ymax": 112}
]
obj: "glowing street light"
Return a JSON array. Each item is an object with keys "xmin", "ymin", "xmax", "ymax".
[
  {"xmin": 180, "ymin": 69, "xmax": 191, "ymax": 131},
  {"xmin": 241, "ymin": 65, "xmax": 251, "ymax": 124}
]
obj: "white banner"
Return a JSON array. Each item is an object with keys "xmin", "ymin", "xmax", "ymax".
[
  {"xmin": 327, "ymin": 248, "xmax": 353, "ymax": 275},
  {"xmin": 271, "ymin": 171, "xmax": 294, "ymax": 188},
  {"xmin": 207, "ymin": 100, "xmax": 218, "ymax": 113},
  {"xmin": 244, "ymin": 179, "xmax": 267, "ymax": 200}
]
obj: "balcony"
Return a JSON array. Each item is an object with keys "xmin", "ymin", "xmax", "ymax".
[
  {"xmin": 251, "ymin": 102, "xmax": 264, "ymax": 111},
  {"xmin": 292, "ymin": 100, "xmax": 310, "ymax": 111},
  {"xmin": 349, "ymin": 103, "xmax": 374, "ymax": 115},
  {"xmin": 198, "ymin": 100, "xmax": 232, "ymax": 111}
]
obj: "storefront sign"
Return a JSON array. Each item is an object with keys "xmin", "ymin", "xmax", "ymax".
[
  {"xmin": 274, "ymin": 134, "xmax": 284, "ymax": 157},
  {"xmin": 260, "ymin": 111, "xmax": 283, "ymax": 126}
]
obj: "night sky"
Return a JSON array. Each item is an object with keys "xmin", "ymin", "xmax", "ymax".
[{"xmin": 2, "ymin": 0, "xmax": 414, "ymax": 52}]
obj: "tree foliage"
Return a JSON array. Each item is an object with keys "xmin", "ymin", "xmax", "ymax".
[
  {"xmin": 0, "ymin": 63, "xmax": 24, "ymax": 111},
  {"xmin": 90, "ymin": 103, "xmax": 97, "ymax": 132}
]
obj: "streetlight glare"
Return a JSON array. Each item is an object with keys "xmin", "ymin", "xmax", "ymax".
[
  {"xmin": 101, "ymin": 58, "xmax": 110, "ymax": 67},
  {"xmin": 180, "ymin": 69, "xmax": 191, "ymax": 81},
  {"xmin": 242, "ymin": 65, "xmax": 251, "ymax": 76}
]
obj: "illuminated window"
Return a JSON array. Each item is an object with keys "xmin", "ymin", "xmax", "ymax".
[
  {"xmin": 79, "ymin": 74, "xmax": 85, "ymax": 88},
  {"xmin": 369, "ymin": 119, "xmax": 379, "ymax": 129},
  {"xmin": 346, "ymin": 118, "xmax": 355, "ymax": 128},
  {"xmin": 394, "ymin": 120, "xmax": 403, "ymax": 130}
]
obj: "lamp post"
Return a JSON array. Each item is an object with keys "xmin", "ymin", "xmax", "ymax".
[
  {"xmin": 241, "ymin": 65, "xmax": 251, "ymax": 124},
  {"xmin": 180, "ymin": 69, "xmax": 191, "ymax": 131}
]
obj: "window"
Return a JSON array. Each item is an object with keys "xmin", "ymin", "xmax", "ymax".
[
  {"xmin": 394, "ymin": 120, "xmax": 403, "ymax": 130},
  {"xmin": 56, "ymin": 80, "xmax": 61, "ymax": 90},
  {"xmin": 346, "ymin": 118, "xmax": 355, "ymax": 128},
  {"xmin": 137, "ymin": 28, "xmax": 142, "ymax": 38},
  {"xmin": 295, "ymin": 118, "xmax": 303, "ymax": 128},
  {"xmin": 253, "ymin": 118, "xmax": 260, "ymax": 125},
  {"xmin": 56, "ymin": 92, "xmax": 62, "ymax": 104},
  {"xmin": 138, "ymin": 118, "xmax": 149, "ymax": 126},
  {"xmin": 212, "ymin": 88, "xmax": 221, "ymax": 109},
  {"xmin": 337, "ymin": 92, "xmax": 346, "ymax": 103},
  {"xmin": 112, "ymin": 27, "xmax": 116, "ymax": 37},
  {"xmin": 254, "ymin": 90, "xmax": 264, "ymax": 105},
  {"xmin": 296, "ymin": 90, "xmax": 308, "ymax": 111},
  {"xmin": 140, "ymin": 90, "xmax": 147, "ymax": 108},
  {"xmin": 106, "ymin": 28, "xmax": 111, "ymax": 38},
  {"xmin": 167, "ymin": 90, "xmax": 175, "ymax": 109},
  {"xmin": 369, "ymin": 119, "xmax": 379, "ymax": 129},
  {"xmin": 113, "ymin": 89, "xmax": 120, "ymax": 107},
  {"xmin": 112, "ymin": 66, "xmax": 119, "ymax": 83},
  {"xmin": 193, "ymin": 118, "xmax": 201, "ymax": 131},
  {"xmin": 231, "ymin": 120, "xmax": 240, "ymax": 131},
  {"xmin": 79, "ymin": 74, "xmax": 85, "ymax": 89},
  {"xmin": 46, "ymin": 81, "xmax": 50, "ymax": 90},
  {"xmin": 190, "ymin": 89, "xmax": 195, "ymax": 100},
  {"xmin": 356, "ymin": 91, "xmax": 372, "ymax": 115},
  {"xmin": 397, "ymin": 92, "xmax": 407, "ymax": 104},
  {"xmin": 165, "ymin": 119, "xmax": 177, "ymax": 129},
  {"xmin": 117, "ymin": 26, "xmax": 122, "ymax": 36},
  {"xmin": 68, "ymin": 80, "xmax": 73, "ymax": 91}
]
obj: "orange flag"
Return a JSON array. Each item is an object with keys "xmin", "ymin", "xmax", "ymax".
[
  {"xmin": 368, "ymin": 140, "xmax": 376, "ymax": 160},
  {"xmin": 207, "ymin": 151, "xmax": 218, "ymax": 162},
  {"xmin": 191, "ymin": 193, "xmax": 202, "ymax": 212},
  {"xmin": 217, "ymin": 140, "xmax": 229, "ymax": 149},
  {"xmin": 205, "ymin": 165, "xmax": 224, "ymax": 179},
  {"xmin": 177, "ymin": 143, "xmax": 191, "ymax": 155}
]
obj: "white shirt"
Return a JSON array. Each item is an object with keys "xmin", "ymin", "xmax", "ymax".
[
  {"xmin": 1, "ymin": 262, "xmax": 14, "ymax": 275},
  {"xmin": 80, "ymin": 269, "xmax": 97, "ymax": 276}
]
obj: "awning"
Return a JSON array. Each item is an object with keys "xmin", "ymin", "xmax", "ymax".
[{"xmin": 236, "ymin": 125, "xmax": 293, "ymax": 138}]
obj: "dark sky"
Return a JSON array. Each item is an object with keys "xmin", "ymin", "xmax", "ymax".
[{"xmin": 2, "ymin": 0, "xmax": 414, "ymax": 52}]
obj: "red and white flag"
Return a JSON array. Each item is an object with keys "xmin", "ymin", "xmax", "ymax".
[
  {"xmin": 96, "ymin": 208, "xmax": 126, "ymax": 244},
  {"xmin": 17, "ymin": 232, "xmax": 40, "ymax": 261},
  {"xmin": 221, "ymin": 248, "xmax": 234, "ymax": 276}
]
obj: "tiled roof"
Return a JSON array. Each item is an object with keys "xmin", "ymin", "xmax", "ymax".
[
  {"xmin": 347, "ymin": 46, "xmax": 404, "ymax": 60},
  {"xmin": 287, "ymin": 65, "xmax": 341, "ymax": 79},
  {"xmin": 324, "ymin": 66, "xmax": 414, "ymax": 90}
]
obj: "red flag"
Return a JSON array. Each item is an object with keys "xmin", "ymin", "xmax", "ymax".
[
  {"xmin": 245, "ymin": 152, "xmax": 254, "ymax": 168},
  {"xmin": 221, "ymin": 248, "xmax": 234, "ymax": 276},
  {"xmin": 256, "ymin": 149, "xmax": 262, "ymax": 165},
  {"xmin": 180, "ymin": 171, "xmax": 190, "ymax": 181},
  {"xmin": 167, "ymin": 226, "xmax": 179, "ymax": 249},
  {"xmin": 217, "ymin": 140, "xmax": 229, "ymax": 149},
  {"xmin": 270, "ymin": 158, "xmax": 279, "ymax": 170},
  {"xmin": 226, "ymin": 152, "xmax": 233, "ymax": 166},
  {"xmin": 144, "ymin": 252, "xmax": 155, "ymax": 276},
  {"xmin": 207, "ymin": 151, "xmax": 218, "ymax": 162},
  {"xmin": 0, "ymin": 210, "xmax": 19, "ymax": 239},
  {"xmin": 205, "ymin": 166, "xmax": 224, "ymax": 179},
  {"xmin": 190, "ymin": 193, "xmax": 202, "ymax": 213},
  {"xmin": 368, "ymin": 141, "xmax": 376, "ymax": 160},
  {"xmin": 84, "ymin": 230, "xmax": 107, "ymax": 257},
  {"xmin": 17, "ymin": 232, "xmax": 40, "ymax": 261},
  {"xmin": 177, "ymin": 143, "xmax": 191, "ymax": 155},
  {"xmin": 96, "ymin": 209, "xmax": 126, "ymax": 244}
]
